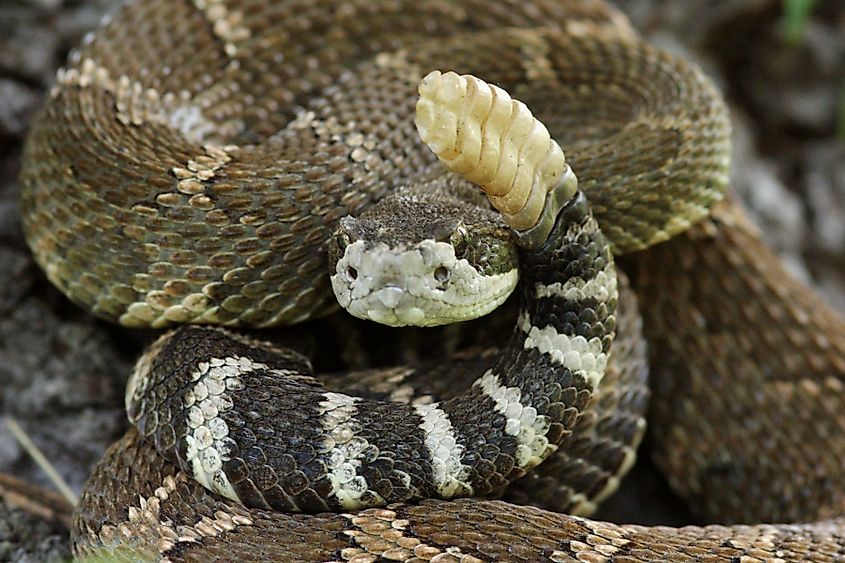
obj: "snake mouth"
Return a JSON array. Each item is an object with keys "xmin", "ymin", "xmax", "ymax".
[{"xmin": 330, "ymin": 239, "xmax": 518, "ymax": 327}]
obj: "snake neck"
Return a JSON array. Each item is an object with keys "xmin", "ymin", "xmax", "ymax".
[
  {"xmin": 442, "ymin": 190, "xmax": 618, "ymax": 479},
  {"xmin": 510, "ymin": 190, "xmax": 617, "ymax": 392}
]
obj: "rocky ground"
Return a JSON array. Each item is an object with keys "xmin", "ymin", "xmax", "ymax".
[{"xmin": 0, "ymin": 0, "xmax": 842, "ymax": 560}]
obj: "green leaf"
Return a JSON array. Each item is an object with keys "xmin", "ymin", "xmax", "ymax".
[{"xmin": 782, "ymin": 0, "xmax": 817, "ymax": 45}]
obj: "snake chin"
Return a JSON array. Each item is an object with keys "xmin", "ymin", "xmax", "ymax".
[{"xmin": 330, "ymin": 238, "xmax": 518, "ymax": 327}]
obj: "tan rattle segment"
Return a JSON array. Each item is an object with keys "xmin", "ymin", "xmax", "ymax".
[{"xmin": 415, "ymin": 70, "xmax": 578, "ymax": 244}]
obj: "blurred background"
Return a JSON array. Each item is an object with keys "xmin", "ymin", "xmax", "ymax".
[{"xmin": 0, "ymin": 0, "xmax": 842, "ymax": 559}]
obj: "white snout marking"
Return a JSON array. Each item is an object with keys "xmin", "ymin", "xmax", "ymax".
[
  {"xmin": 331, "ymin": 239, "xmax": 518, "ymax": 327},
  {"xmin": 375, "ymin": 286, "xmax": 404, "ymax": 309}
]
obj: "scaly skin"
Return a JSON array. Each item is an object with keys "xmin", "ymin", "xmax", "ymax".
[
  {"xmin": 72, "ymin": 199, "xmax": 845, "ymax": 562},
  {"xmin": 20, "ymin": 0, "xmax": 728, "ymax": 328},
  {"xmin": 21, "ymin": 0, "xmax": 845, "ymax": 561}
]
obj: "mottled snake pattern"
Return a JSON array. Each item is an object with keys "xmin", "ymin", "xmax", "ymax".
[{"xmin": 18, "ymin": 0, "xmax": 845, "ymax": 561}]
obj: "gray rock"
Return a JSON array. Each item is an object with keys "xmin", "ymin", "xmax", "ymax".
[
  {"xmin": 801, "ymin": 140, "xmax": 845, "ymax": 311},
  {"xmin": 0, "ymin": 201, "xmax": 22, "ymax": 247},
  {"xmin": 0, "ymin": 247, "xmax": 32, "ymax": 315},
  {"xmin": 0, "ymin": 501, "xmax": 70, "ymax": 563},
  {"xmin": 0, "ymin": 81, "xmax": 40, "ymax": 139},
  {"xmin": 0, "ymin": 291, "xmax": 132, "ymax": 491},
  {"xmin": 0, "ymin": 6, "xmax": 60, "ymax": 84},
  {"xmin": 804, "ymin": 141, "xmax": 845, "ymax": 254},
  {"xmin": 0, "ymin": 241, "xmax": 134, "ymax": 505}
]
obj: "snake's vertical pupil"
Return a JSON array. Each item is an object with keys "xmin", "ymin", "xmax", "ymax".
[
  {"xmin": 451, "ymin": 226, "xmax": 469, "ymax": 258},
  {"xmin": 347, "ymin": 267, "xmax": 358, "ymax": 280},
  {"xmin": 337, "ymin": 232, "xmax": 351, "ymax": 252}
]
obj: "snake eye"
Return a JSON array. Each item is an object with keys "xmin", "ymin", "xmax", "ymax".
[
  {"xmin": 451, "ymin": 225, "xmax": 469, "ymax": 259},
  {"xmin": 335, "ymin": 231, "xmax": 351, "ymax": 253}
]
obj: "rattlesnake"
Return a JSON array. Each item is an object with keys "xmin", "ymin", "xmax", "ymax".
[{"xmin": 19, "ymin": 0, "xmax": 845, "ymax": 561}]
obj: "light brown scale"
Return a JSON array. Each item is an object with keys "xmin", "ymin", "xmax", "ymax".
[{"xmin": 625, "ymin": 197, "xmax": 845, "ymax": 527}]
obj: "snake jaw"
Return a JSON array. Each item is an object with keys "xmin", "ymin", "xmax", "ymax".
[{"xmin": 330, "ymin": 238, "xmax": 518, "ymax": 327}]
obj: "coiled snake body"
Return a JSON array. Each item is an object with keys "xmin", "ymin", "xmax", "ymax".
[{"xmin": 19, "ymin": 0, "xmax": 845, "ymax": 561}]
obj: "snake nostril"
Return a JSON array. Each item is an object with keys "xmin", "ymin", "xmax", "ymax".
[
  {"xmin": 434, "ymin": 266, "xmax": 449, "ymax": 283},
  {"xmin": 347, "ymin": 266, "xmax": 358, "ymax": 280}
]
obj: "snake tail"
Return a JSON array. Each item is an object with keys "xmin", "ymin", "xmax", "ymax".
[{"xmin": 415, "ymin": 70, "xmax": 578, "ymax": 246}]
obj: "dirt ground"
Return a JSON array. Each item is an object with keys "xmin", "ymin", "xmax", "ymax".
[{"xmin": 0, "ymin": 0, "xmax": 842, "ymax": 560}]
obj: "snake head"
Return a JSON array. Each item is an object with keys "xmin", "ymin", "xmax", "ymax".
[{"xmin": 328, "ymin": 189, "xmax": 519, "ymax": 327}]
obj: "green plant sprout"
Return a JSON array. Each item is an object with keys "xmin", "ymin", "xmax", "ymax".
[{"xmin": 782, "ymin": 0, "xmax": 817, "ymax": 45}]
